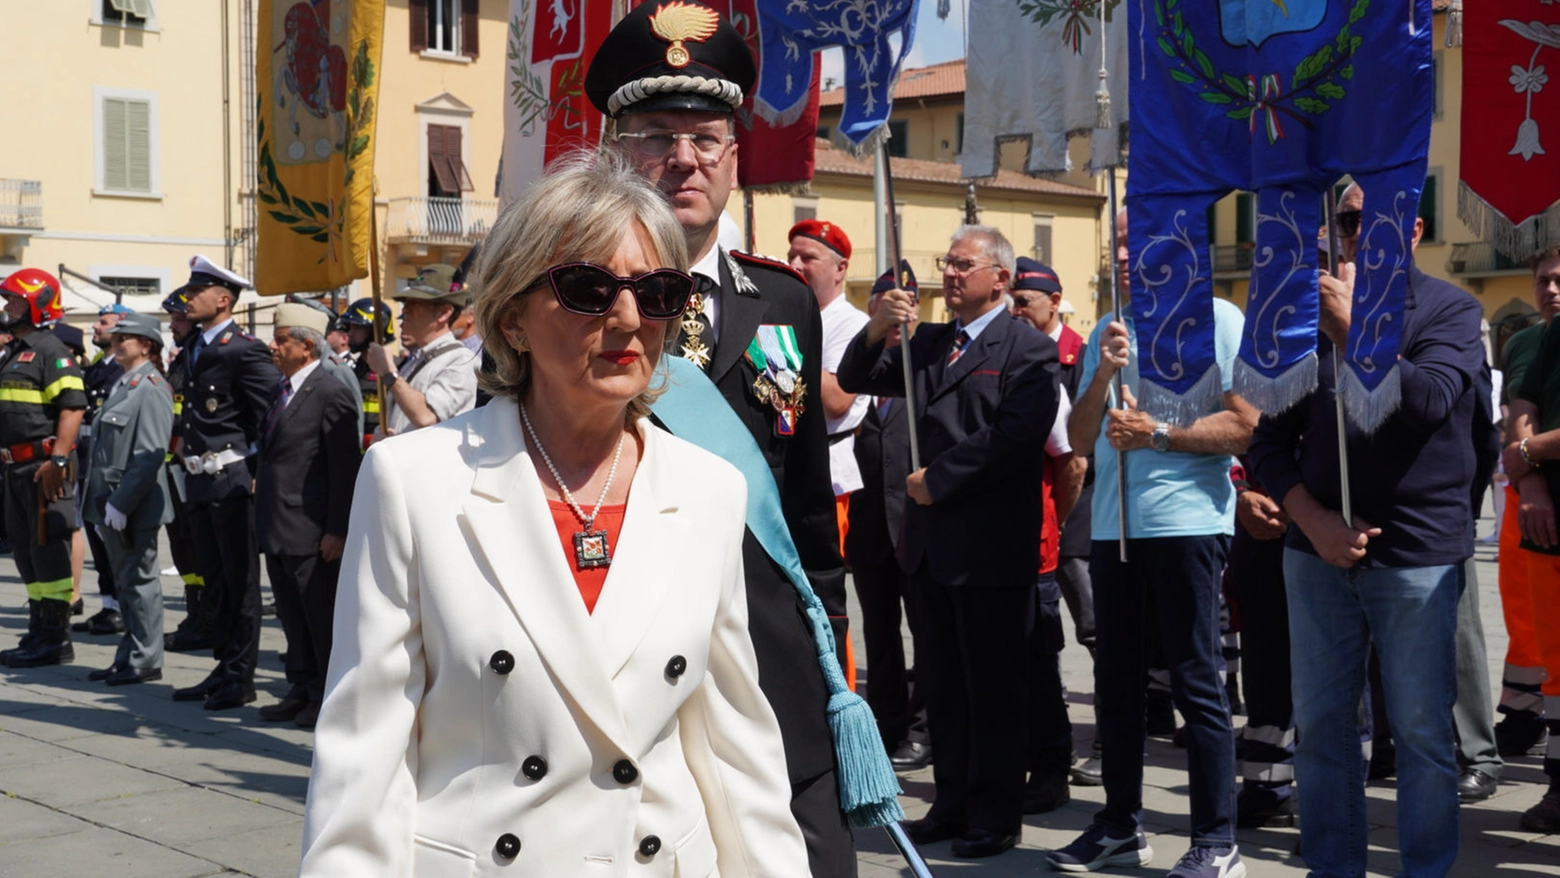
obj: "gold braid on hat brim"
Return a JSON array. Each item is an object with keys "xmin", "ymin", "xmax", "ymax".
[{"xmin": 607, "ymin": 75, "xmax": 745, "ymax": 116}]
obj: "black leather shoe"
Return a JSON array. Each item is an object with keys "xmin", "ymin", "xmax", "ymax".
[
  {"xmin": 1071, "ymin": 740, "xmax": 1103, "ymax": 786},
  {"xmin": 1495, "ymin": 709, "xmax": 1549, "ymax": 757},
  {"xmin": 294, "ymin": 701, "xmax": 322, "ymax": 729},
  {"xmin": 889, "ymin": 740, "xmax": 933, "ymax": 770},
  {"xmin": 1236, "ymin": 790, "xmax": 1298, "ymax": 828},
  {"xmin": 203, "ymin": 679, "xmax": 257, "ymax": 711},
  {"xmin": 172, "ymin": 670, "xmax": 225, "ymax": 702},
  {"xmin": 88, "ymin": 664, "xmax": 127, "ymax": 682},
  {"xmin": 70, "ymin": 598, "xmax": 84, "ymax": 616},
  {"xmin": 952, "ymin": 829, "xmax": 1019, "ymax": 858},
  {"xmin": 1368, "ymin": 744, "xmax": 1396, "ymax": 781},
  {"xmin": 902, "ymin": 816, "xmax": 968, "ymax": 845},
  {"xmin": 1457, "ymin": 768, "xmax": 1498, "ymax": 803},
  {"xmin": 166, "ymin": 629, "xmax": 219, "ymax": 652},
  {"xmin": 258, "ymin": 695, "xmax": 310, "ymax": 722},
  {"xmin": 1022, "ymin": 772, "xmax": 1071, "ymax": 814},
  {"xmin": 106, "ymin": 667, "xmax": 161, "ymax": 686},
  {"xmin": 72, "ymin": 608, "xmax": 124, "ymax": 635}
]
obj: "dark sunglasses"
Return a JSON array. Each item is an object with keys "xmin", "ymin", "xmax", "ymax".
[
  {"xmin": 1333, "ymin": 209, "xmax": 1363, "ymax": 238},
  {"xmin": 537, "ymin": 263, "xmax": 694, "ymax": 321},
  {"xmin": 1012, "ymin": 295, "xmax": 1034, "ymax": 308}
]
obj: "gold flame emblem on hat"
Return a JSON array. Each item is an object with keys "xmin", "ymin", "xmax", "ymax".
[{"xmin": 649, "ymin": 1, "xmax": 720, "ymax": 69}]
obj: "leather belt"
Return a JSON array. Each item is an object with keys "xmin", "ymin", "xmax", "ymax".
[
  {"xmin": 0, "ymin": 436, "xmax": 56, "ymax": 465},
  {"xmin": 182, "ymin": 448, "xmax": 246, "ymax": 475}
]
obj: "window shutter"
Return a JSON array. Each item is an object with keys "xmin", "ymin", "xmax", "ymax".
[
  {"xmin": 428, "ymin": 124, "xmax": 458, "ymax": 194},
  {"xmin": 128, "ymin": 0, "xmax": 154, "ymax": 18},
  {"xmin": 460, "ymin": 0, "xmax": 479, "ymax": 58},
  {"xmin": 104, "ymin": 98, "xmax": 128, "ymax": 191},
  {"xmin": 410, "ymin": 0, "xmax": 429, "ymax": 51},
  {"xmin": 127, "ymin": 99, "xmax": 152, "ymax": 192},
  {"xmin": 1033, "ymin": 221, "xmax": 1052, "ymax": 263},
  {"xmin": 445, "ymin": 126, "xmax": 474, "ymax": 192}
]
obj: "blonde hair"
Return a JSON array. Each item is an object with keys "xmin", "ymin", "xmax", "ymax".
[{"xmin": 471, "ymin": 149, "xmax": 690, "ymax": 413}]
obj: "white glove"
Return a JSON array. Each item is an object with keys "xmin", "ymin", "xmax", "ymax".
[{"xmin": 104, "ymin": 502, "xmax": 128, "ymax": 530}]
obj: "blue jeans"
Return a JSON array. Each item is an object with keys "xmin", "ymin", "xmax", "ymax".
[
  {"xmin": 1284, "ymin": 550, "xmax": 1460, "ymax": 878},
  {"xmin": 1092, "ymin": 536, "xmax": 1235, "ymax": 846}
]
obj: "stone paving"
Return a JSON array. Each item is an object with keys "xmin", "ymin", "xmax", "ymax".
[{"xmin": 0, "ymin": 529, "xmax": 1557, "ymax": 875}]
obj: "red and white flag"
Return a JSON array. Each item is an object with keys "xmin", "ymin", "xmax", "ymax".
[
  {"xmin": 718, "ymin": 0, "xmax": 820, "ymax": 192},
  {"xmin": 1459, "ymin": 2, "xmax": 1560, "ymax": 259}
]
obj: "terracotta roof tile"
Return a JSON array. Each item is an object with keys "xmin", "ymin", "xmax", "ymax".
[
  {"xmin": 811, "ymin": 139, "xmax": 1103, "ymax": 200},
  {"xmin": 820, "ymin": 59, "xmax": 966, "ymax": 108}
]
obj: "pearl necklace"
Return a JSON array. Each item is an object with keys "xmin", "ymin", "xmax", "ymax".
[{"xmin": 519, "ymin": 402, "xmax": 625, "ymax": 569}]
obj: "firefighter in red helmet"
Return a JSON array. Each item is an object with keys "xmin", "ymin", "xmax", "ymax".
[{"xmin": 0, "ymin": 269, "xmax": 88, "ymax": 667}]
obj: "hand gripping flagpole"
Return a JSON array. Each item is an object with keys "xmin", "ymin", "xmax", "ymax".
[
  {"xmin": 1098, "ymin": 1, "xmax": 1128, "ymax": 563},
  {"xmin": 1323, "ymin": 188, "xmax": 1354, "ymax": 526},
  {"xmin": 880, "ymin": 135, "xmax": 923, "ymax": 470}
]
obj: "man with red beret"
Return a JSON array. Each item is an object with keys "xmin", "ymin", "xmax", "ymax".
[{"xmin": 789, "ymin": 220, "xmax": 870, "ymax": 559}]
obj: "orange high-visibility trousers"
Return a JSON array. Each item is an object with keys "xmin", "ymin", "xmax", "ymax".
[
  {"xmin": 1528, "ymin": 550, "xmax": 1560, "ymax": 698},
  {"xmin": 1501, "ymin": 486, "xmax": 1549, "ymax": 711}
]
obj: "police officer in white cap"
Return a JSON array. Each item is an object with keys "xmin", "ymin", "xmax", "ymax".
[{"xmin": 166, "ymin": 255, "xmax": 282, "ymax": 710}]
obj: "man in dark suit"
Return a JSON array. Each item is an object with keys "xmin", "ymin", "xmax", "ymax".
[
  {"xmin": 839, "ymin": 225, "xmax": 1060, "ymax": 859},
  {"xmin": 254, "ymin": 304, "xmax": 360, "ymax": 728},
  {"xmin": 167, "ymin": 255, "xmax": 282, "ymax": 711},
  {"xmin": 847, "ymin": 266, "xmax": 930, "ymax": 770},
  {"xmin": 586, "ymin": 5, "xmax": 853, "ymax": 873}
]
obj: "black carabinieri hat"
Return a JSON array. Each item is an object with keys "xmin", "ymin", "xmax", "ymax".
[{"xmin": 584, "ymin": 0, "xmax": 756, "ymax": 119}]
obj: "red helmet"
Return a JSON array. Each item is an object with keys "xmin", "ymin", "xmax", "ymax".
[{"xmin": 0, "ymin": 268, "xmax": 64, "ymax": 327}]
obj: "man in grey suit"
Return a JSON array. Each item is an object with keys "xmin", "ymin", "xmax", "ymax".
[{"xmin": 254, "ymin": 304, "xmax": 361, "ymax": 728}]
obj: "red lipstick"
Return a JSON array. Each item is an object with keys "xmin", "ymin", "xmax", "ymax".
[{"xmin": 599, "ymin": 350, "xmax": 640, "ymax": 365}]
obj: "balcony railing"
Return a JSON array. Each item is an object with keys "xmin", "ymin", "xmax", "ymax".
[
  {"xmin": 0, "ymin": 179, "xmax": 43, "ymax": 229},
  {"xmin": 1212, "ymin": 244, "xmax": 1253, "ymax": 276},
  {"xmin": 1448, "ymin": 241, "xmax": 1530, "ymax": 277},
  {"xmin": 385, "ymin": 196, "xmax": 497, "ymax": 245}
]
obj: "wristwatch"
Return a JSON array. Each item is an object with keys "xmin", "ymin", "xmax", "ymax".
[
  {"xmin": 383, "ymin": 373, "xmax": 400, "ymax": 390},
  {"xmin": 49, "ymin": 454, "xmax": 69, "ymax": 469},
  {"xmin": 1150, "ymin": 422, "xmax": 1172, "ymax": 453}
]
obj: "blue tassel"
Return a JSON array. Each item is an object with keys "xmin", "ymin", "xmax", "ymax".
[{"xmin": 828, "ymin": 688, "xmax": 906, "ymax": 827}]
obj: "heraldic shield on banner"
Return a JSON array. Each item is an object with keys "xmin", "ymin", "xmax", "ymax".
[
  {"xmin": 1129, "ymin": 0, "xmax": 1432, "ymax": 431},
  {"xmin": 256, "ymin": 0, "xmax": 384, "ymax": 294}
]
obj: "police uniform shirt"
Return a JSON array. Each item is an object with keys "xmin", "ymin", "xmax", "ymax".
[{"xmin": 0, "ymin": 330, "xmax": 87, "ymax": 447}]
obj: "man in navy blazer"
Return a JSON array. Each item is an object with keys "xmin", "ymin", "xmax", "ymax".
[{"xmin": 838, "ymin": 225, "xmax": 1059, "ymax": 858}]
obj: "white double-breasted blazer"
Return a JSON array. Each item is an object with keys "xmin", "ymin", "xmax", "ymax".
[{"xmin": 299, "ymin": 398, "xmax": 809, "ymax": 877}]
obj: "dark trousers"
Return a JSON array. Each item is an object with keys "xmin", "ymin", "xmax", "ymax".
[
  {"xmin": 164, "ymin": 476, "xmax": 203, "ymax": 586},
  {"xmin": 1027, "ymin": 573, "xmax": 1073, "ymax": 777},
  {"xmin": 265, "ymin": 552, "xmax": 340, "ymax": 703},
  {"xmin": 1057, "ymin": 555, "xmax": 1096, "ymax": 650},
  {"xmin": 913, "ymin": 571, "xmax": 1031, "ymax": 833},
  {"xmin": 1228, "ymin": 528, "xmax": 1294, "ymax": 800},
  {"xmin": 189, "ymin": 495, "xmax": 260, "ymax": 683},
  {"xmin": 1092, "ymin": 536, "xmax": 1235, "ymax": 846},
  {"xmin": 851, "ymin": 552, "xmax": 927, "ymax": 747},
  {"xmin": 4, "ymin": 462, "xmax": 74, "ymax": 598}
]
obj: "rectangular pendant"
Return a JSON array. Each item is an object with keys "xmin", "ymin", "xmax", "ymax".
[
  {"xmin": 775, "ymin": 406, "xmax": 797, "ymax": 436},
  {"xmin": 573, "ymin": 529, "xmax": 611, "ymax": 569}
]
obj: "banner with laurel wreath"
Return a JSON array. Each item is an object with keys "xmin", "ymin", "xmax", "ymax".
[
  {"xmin": 255, "ymin": 0, "xmax": 383, "ymax": 294},
  {"xmin": 1128, "ymin": 0, "xmax": 1432, "ymax": 431}
]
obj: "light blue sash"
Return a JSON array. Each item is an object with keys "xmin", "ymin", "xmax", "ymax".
[{"xmin": 651, "ymin": 355, "xmax": 903, "ymax": 828}]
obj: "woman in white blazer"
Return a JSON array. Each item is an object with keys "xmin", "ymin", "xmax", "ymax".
[{"xmin": 300, "ymin": 151, "xmax": 809, "ymax": 877}]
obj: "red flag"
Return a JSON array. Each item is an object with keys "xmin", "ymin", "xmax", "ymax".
[
  {"xmin": 720, "ymin": 0, "xmax": 819, "ymax": 192},
  {"xmin": 1459, "ymin": 2, "xmax": 1560, "ymax": 259}
]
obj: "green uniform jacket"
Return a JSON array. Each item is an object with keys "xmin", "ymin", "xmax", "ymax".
[{"xmin": 83, "ymin": 360, "xmax": 175, "ymax": 532}]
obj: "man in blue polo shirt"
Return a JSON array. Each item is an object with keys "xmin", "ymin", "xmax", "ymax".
[{"xmin": 1051, "ymin": 210, "xmax": 1256, "ymax": 878}]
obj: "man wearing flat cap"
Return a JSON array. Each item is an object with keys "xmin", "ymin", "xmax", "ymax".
[
  {"xmin": 365, "ymin": 264, "xmax": 478, "ymax": 437},
  {"xmin": 588, "ymin": 4, "xmax": 855, "ymax": 872},
  {"xmin": 167, "ymin": 254, "xmax": 282, "ymax": 711},
  {"xmin": 254, "ymin": 304, "xmax": 361, "ymax": 728}
]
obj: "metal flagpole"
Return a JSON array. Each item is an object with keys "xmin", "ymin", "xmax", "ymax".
[
  {"xmin": 880, "ymin": 137, "xmax": 923, "ymax": 470},
  {"xmin": 1107, "ymin": 168, "xmax": 1128, "ymax": 563},
  {"xmin": 743, "ymin": 190, "xmax": 757, "ymax": 253},
  {"xmin": 884, "ymin": 822, "xmax": 937, "ymax": 878},
  {"xmin": 1323, "ymin": 188, "xmax": 1354, "ymax": 525}
]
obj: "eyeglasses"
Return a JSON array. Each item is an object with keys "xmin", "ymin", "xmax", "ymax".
[
  {"xmin": 1333, "ymin": 209, "xmax": 1363, "ymax": 238},
  {"xmin": 1012, "ymin": 295, "xmax": 1034, "ymax": 308},
  {"xmin": 935, "ymin": 255, "xmax": 997, "ymax": 275},
  {"xmin": 535, "ymin": 263, "xmax": 695, "ymax": 321},
  {"xmin": 615, "ymin": 129, "xmax": 735, "ymax": 163}
]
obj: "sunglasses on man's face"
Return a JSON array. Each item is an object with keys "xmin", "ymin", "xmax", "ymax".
[
  {"xmin": 1333, "ymin": 209, "xmax": 1363, "ymax": 238},
  {"xmin": 539, "ymin": 263, "xmax": 695, "ymax": 321}
]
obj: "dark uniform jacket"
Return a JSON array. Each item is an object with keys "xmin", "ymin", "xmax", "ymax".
[
  {"xmin": 254, "ymin": 363, "xmax": 361, "ymax": 556},
  {"xmin": 178, "ymin": 320, "xmax": 281, "ymax": 504},
  {"xmin": 838, "ymin": 311, "xmax": 1060, "ymax": 588},
  {"xmin": 0, "ymin": 329, "xmax": 87, "ymax": 448},
  {"xmin": 660, "ymin": 249, "xmax": 847, "ymax": 784},
  {"xmin": 79, "ymin": 350, "xmax": 125, "ymax": 467},
  {"xmin": 845, "ymin": 396, "xmax": 911, "ymax": 568}
]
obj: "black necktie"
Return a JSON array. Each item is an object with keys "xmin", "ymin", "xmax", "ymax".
[
  {"xmin": 676, "ymin": 275, "xmax": 717, "ymax": 371},
  {"xmin": 262, "ymin": 376, "xmax": 292, "ymax": 445},
  {"xmin": 188, "ymin": 333, "xmax": 207, "ymax": 368}
]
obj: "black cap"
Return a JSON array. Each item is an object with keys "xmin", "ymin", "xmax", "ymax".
[
  {"xmin": 1013, "ymin": 257, "xmax": 1062, "ymax": 294},
  {"xmin": 873, "ymin": 261, "xmax": 918, "ymax": 296},
  {"xmin": 52, "ymin": 322, "xmax": 85, "ymax": 356},
  {"xmin": 585, "ymin": 1, "xmax": 756, "ymax": 118}
]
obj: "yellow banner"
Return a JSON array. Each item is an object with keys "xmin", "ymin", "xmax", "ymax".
[{"xmin": 255, "ymin": 0, "xmax": 383, "ymax": 294}]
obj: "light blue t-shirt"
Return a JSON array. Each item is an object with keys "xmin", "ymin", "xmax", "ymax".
[{"xmin": 1079, "ymin": 297, "xmax": 1244, "ymax": 539}]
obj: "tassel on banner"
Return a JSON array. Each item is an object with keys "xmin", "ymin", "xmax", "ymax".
[
  {"xmin": 937, "ymin": 0, "xmax": 951, "ymax": 19},
  {"xmin": 1096, "ymin": 71, "xmax": 1113, "ymax": 130},
  {"xmin": 1459, "ymin": 181, "xmax": 1560, "ymax": 262},
  {"xmin": 1445, "ymin": 0, "xmax": 1462, "ymax": 48},
  {"xmin": 1136, "ymin": 366, "xmax": 1226, "ymax": 429},
  {"xmin": 1230, "ymin": 354, "xmax": 1319, "ymax": 417},
  {"xmin": 1338, "ymin": 362, "xmax": 1403, "ymax": 434}
]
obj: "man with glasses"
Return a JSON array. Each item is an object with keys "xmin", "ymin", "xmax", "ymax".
[
  {"xmin": 585, "ymin": 4, "xmax": 854, "ymax": 873},
  {"xmin": 1249, "ymin": 184, "xmax": 1488, "ymax": 876},
  {"xmin": 840, "ymin": 225, "xmax": 1059, "ymax": 859},
  {"xmin": 1053, "ymin": 209, "xmax": 1255, "ymax": 878},
  {"xmin": 365, "ymin": 264, "xmax": 478, "ymax": 438}
]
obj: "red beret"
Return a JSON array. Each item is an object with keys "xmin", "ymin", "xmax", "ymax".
[{"xmin": 788, "ymin": 219, "xmax": 852, "ymax": 259}]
